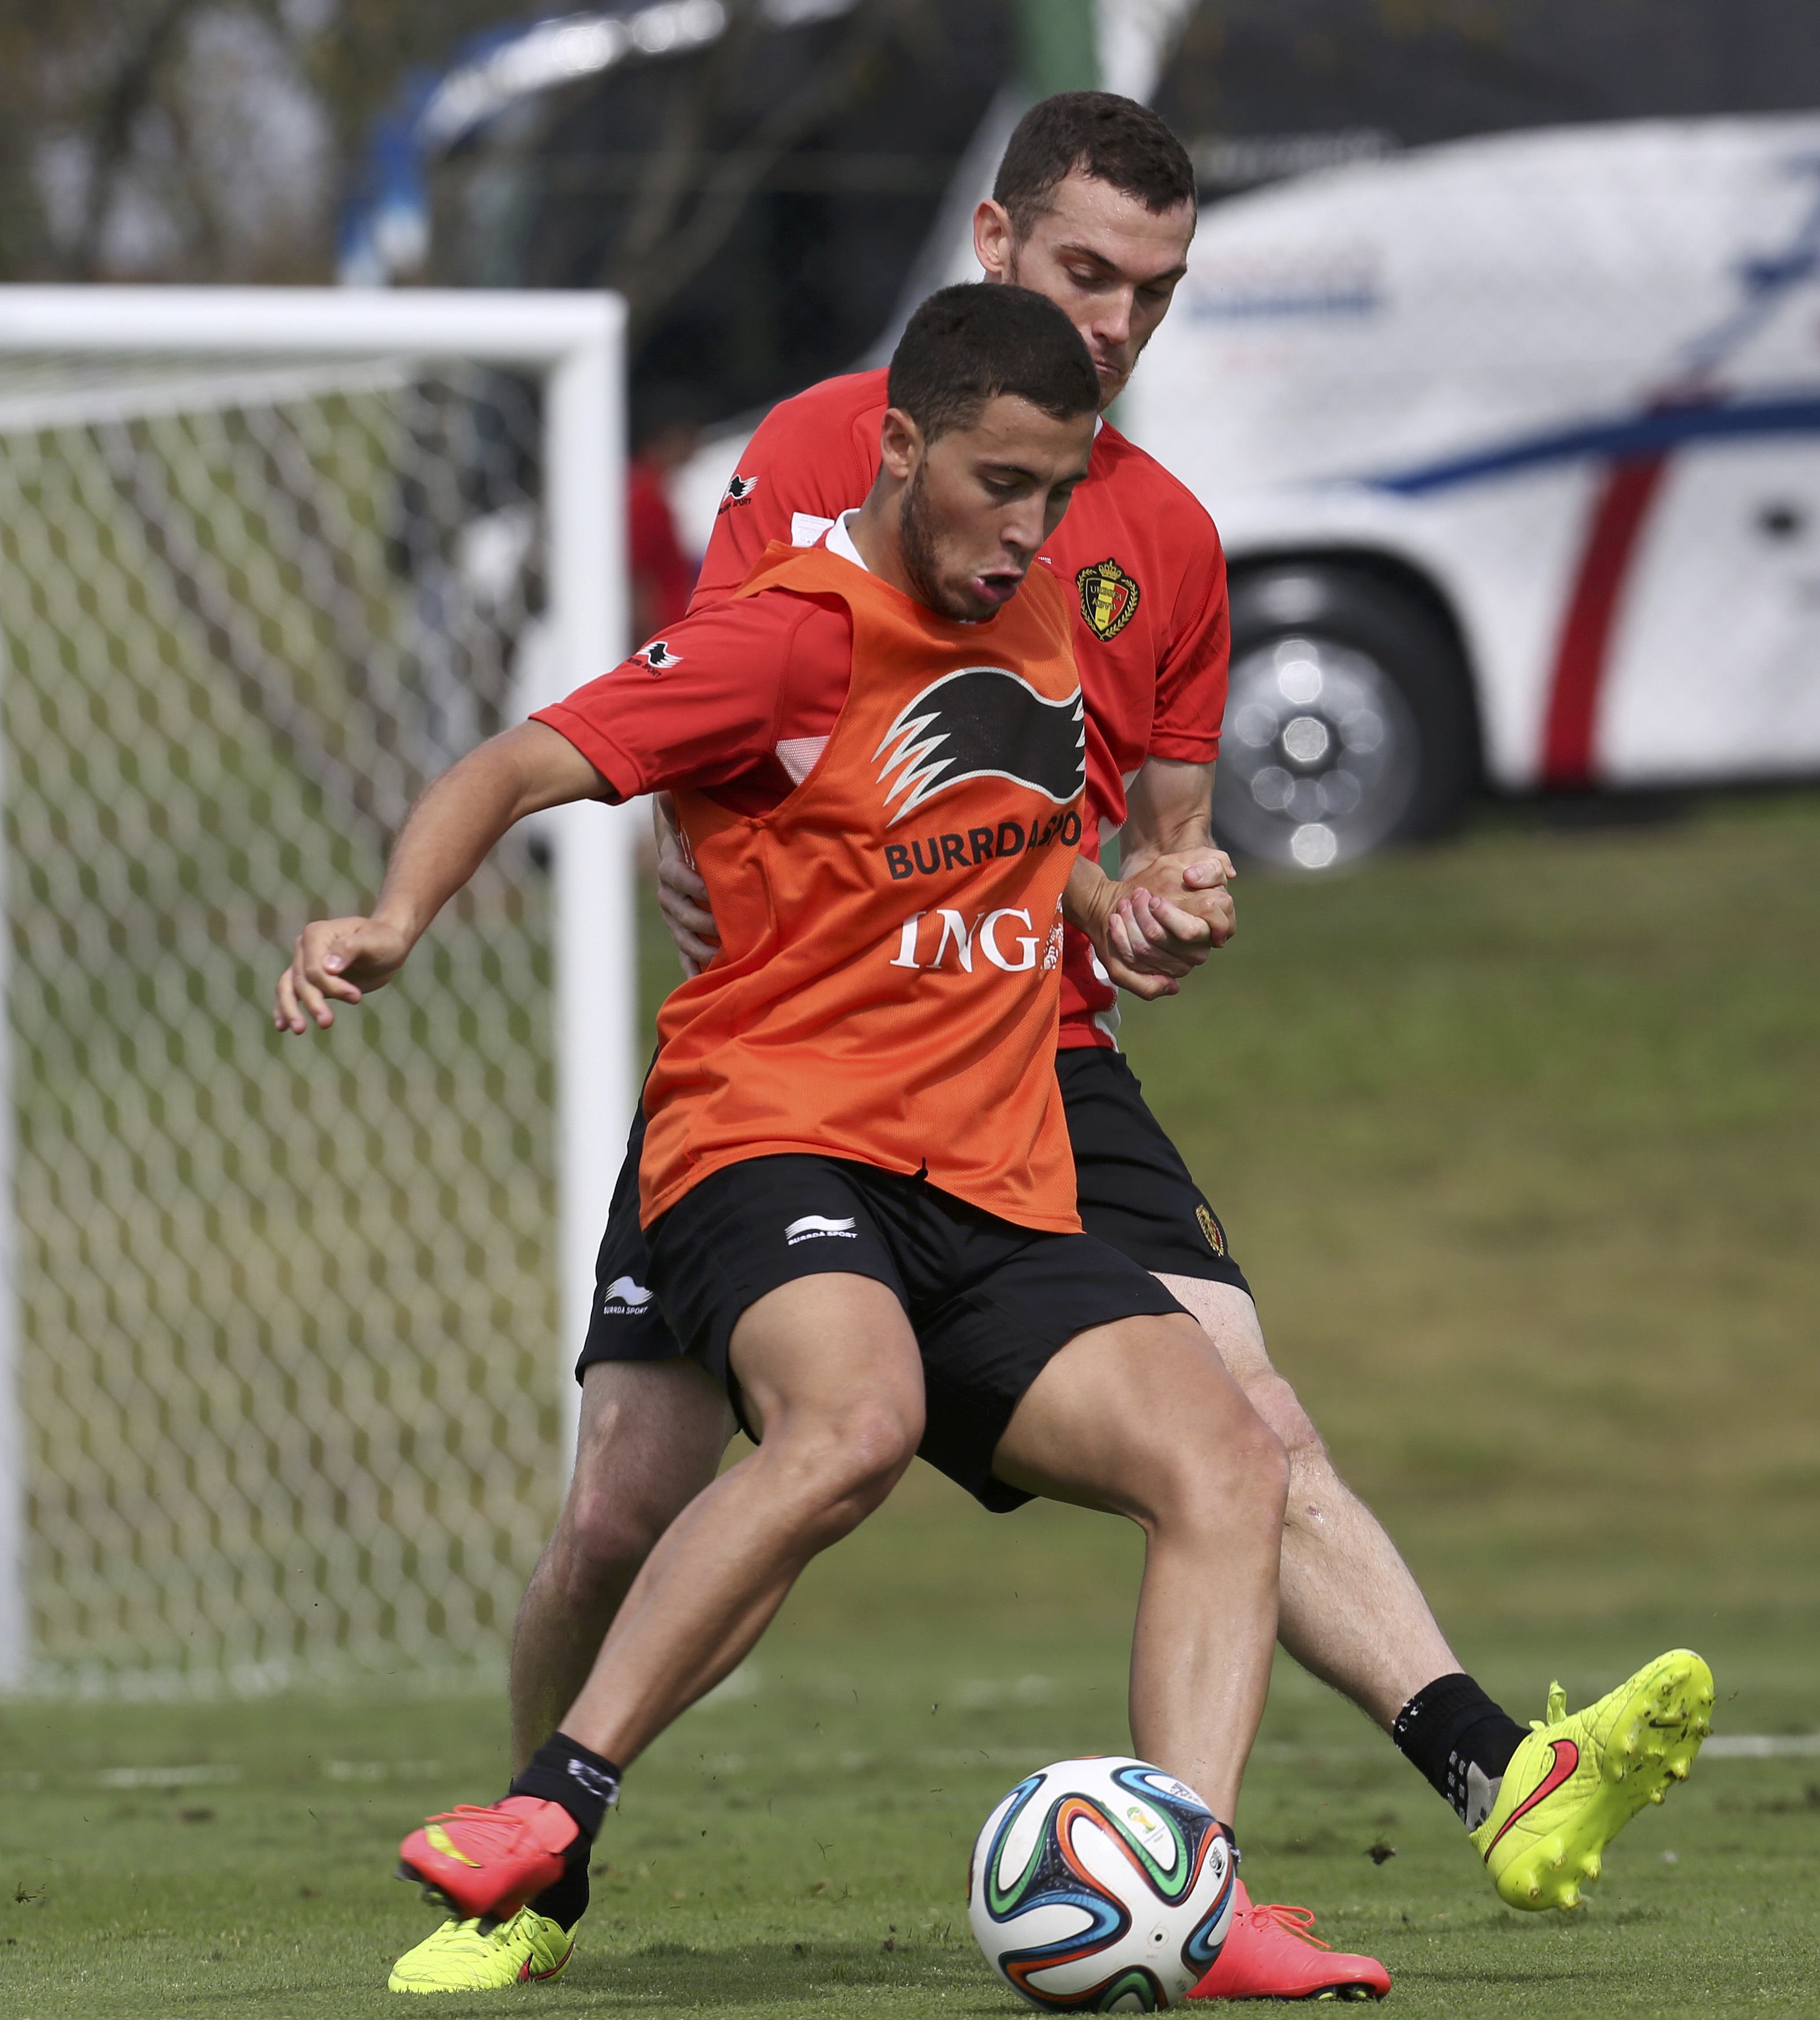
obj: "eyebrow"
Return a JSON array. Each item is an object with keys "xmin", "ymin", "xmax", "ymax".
[
  {"xmin": 1054, "ymin": 240, "xmax": 1189, "ymax": 288},
  {"xmin": 978, "ymin": 458, "xmax": 1092, "ymax": 488}
]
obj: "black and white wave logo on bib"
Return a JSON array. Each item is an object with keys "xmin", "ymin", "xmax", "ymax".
[{"xmin": 874, "ymin": 667, "xmax": 1084, "ymax": 825}]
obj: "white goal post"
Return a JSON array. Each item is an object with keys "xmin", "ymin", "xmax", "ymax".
[{"xmin": 0, "ymin": 287, "xmax": 639, "ymax": 1690}]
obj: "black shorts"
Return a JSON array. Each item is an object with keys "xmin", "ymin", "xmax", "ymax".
[
  {"xmin": 577, "ymin": 1049, "xmax": 1248, "ymax": 1382},
  {"xmin": 645, "ymin": 1153, "xmax": 1185, "ymax": 1511},
  {"xmin": 1054, "ymin": 1049, "xmax": 1250, "ymax": 1296}
]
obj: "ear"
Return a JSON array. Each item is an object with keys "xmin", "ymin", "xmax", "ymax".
[
  {"xmin": 973, "ymin": 197, "xmax": 1015, "ymax": 282},
  {"xmin": 878, "ymin": 406, "xmax": 922, "ymax": 483}
]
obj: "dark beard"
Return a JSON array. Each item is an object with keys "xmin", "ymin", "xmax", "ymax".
[{"xmin": 897, "ymin": 466, "xmax": 976, "ymax": 622}]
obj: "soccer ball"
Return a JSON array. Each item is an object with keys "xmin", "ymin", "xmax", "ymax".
[{"xmin": 967, "ymin": 1756, "xmax": 1235, "ymax": 2011}]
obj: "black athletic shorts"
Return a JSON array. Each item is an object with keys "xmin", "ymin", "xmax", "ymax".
[
  {"xmin": 1053, "ymin": 1049, "xmax": 1250, "ymax": 1295},
  {"xmin": 644, "ymin": 1152, "xmax": 1186, "ymax": 1511},
  {"xmin": 577, "ymin": 1048, "xmax": 1249, "ymax": 1383}
]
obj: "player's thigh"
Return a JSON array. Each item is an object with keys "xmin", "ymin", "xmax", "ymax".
[
  {"xmin": 647, "ymin": 1155, "xmax": 926, "ymax": 1464},
  {"xmin": 568, "ymin": 1356, "xmax": 736, "ymax": 1550},
  {"xmin": 1155, "ymin": 1273, "xmax": 1325, "ymax": 1464},
  {"xmin": 728, "ymin": 1271, "xmax": 925, "ymax": 1462},
  {"xmin": 993, "ymin": 1306, "xmax": 1285, "ymax": 1524},
  {"xmin": 1154, "ymin": 1274, "xmax": 1269, "ymax": 1386}
]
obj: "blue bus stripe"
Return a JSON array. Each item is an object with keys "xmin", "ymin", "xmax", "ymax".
[{"xmin": 1369, "ymin": 393, "xmax": 1820, "ymax": 495}]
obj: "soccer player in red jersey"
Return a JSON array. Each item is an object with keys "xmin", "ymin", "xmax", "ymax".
[
  {"xmin": 380, "ymin": 93, "xmax": 1704, "ymax": 1997},
  {"xmin": 466, "ymin": 93, "xmax": 1395, "ymax": 2003}
]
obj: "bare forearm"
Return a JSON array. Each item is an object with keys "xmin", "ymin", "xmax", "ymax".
[
  {"xmin": 275, "ymin": 722, "xmax": 607, "ymax": 1035},
  {"xmin": 1122, "ymin": 757, "xmax": 1215, "ymax": 873},
  {"xmin": 1063, "ymin": 854, "xmax": 1115, "ymax": 941},
  {"xmin": 375, "ymin": 723, "xmax": 602, "ymax": 945}
]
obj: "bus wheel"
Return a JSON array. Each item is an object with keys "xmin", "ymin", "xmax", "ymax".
[{"xmin": 1215, "ymin": 565, "xmax": 1477, "ymax": 870}]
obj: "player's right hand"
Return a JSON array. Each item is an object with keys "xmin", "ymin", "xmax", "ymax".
[
  {"xmin": 274, "ymin": 916, "xmax": 413, "ymax": 1034},
  {"xmin": 653, "ymin": 792, "xmax": 720, "ymax": 978}
]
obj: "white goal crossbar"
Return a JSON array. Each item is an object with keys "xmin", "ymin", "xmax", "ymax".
[{"xmin": 0, "ymin": 289, "xmax": 638, "ymax": 1687}]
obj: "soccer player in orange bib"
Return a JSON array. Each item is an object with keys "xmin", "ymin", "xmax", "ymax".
[{"xmin": 279, "ymin": 285, "xmax": 1296, "ymax": 1978}]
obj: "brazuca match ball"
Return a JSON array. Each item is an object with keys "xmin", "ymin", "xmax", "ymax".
[{"xmin": 967, "ymin": 1756, "xmax": 1235, "ymax": 2011}]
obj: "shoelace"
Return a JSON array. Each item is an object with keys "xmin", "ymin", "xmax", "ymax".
[
  {"xmin": 1246, "ymin": 1901, "xmax": 1333, "ymax": 1952},
  {"xmin": 1525, "ymin": 1686, "xmax": 1572, "ymax": 1739}
]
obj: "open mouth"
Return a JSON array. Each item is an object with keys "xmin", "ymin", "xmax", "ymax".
[{"xmin": 972, "ymin": 571, "xmax": 1021, "ymax": 607}]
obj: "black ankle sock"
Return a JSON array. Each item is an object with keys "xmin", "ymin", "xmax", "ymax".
[
  {"xmin": 508, "ymin": 1734, "xmax": 621, "ymax": 1843},
  {"xmin": 529, "ymin": 1860, "xmax": 592, "ymax": 1931},
  {"xmin": 1391, "ymin": 1673, "xmax": 1526, "ymax": 1830}
]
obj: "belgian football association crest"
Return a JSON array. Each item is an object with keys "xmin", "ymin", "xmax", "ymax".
[
  {"xmin": 1196, "ymin": 1203, "xmax": 1226, "ymax": 1257},
  {"xmin": 1077, "ymin": 557, "xmax": 1140, "ymax": 641}
]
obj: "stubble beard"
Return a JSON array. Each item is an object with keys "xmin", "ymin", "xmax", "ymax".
[{"xmin": 898, "ymin": 466, "xmax": 980, "ymax": 624}]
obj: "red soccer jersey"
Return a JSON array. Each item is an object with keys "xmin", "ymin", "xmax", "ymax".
[{"xmin": 692, "ymin": 368, "xmax": 1229, "ymax": 1046}]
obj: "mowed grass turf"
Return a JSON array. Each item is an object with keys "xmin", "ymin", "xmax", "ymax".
[{"xmin": 5, "ymin": 791, "xmax": 1819, "ymax": 2018}]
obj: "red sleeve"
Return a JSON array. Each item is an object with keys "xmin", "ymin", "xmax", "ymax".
[
  {"xmin": 691, "ymin": 378, "xmax": 881, "ymax": 608},
  {"xmin": 532, "ymin": 593, "xmax": 830, "ymax": 802},
  {"xmin": 1150, "ymin": 517, "xmax": 1230, "ymax": 764}
]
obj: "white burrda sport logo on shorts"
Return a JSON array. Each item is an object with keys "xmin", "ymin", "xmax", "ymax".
[
  {"xmin": 785, "ymin": 1214, "xmax": 859, "ymax": 1246},
  {"xmin": 601, "ymin": 1275, "xmax": 654, "ymax": 1314}
]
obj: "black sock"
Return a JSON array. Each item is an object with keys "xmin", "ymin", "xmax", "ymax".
[
  {"xmin": 507, "ymin": 1733, "xmax": 621, "ymax": 1843},
  {"xmin": 529, "ymin": 1861, "xmax": 592, "ymax": 1931},
  {"xmin": 1391, "ymin": 1673, "xmax": 1526, "ymax": 1830}
]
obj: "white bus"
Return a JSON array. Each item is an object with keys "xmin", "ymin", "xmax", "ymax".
[
  {"xmin": 1126, "ymin": 114, "xmax": 1820, "ymax": 866},
  {"xmin": 357, "ymin": 0, "xmax": 1820, "ymax": 863}
]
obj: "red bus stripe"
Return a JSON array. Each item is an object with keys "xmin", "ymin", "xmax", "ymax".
[{"xmin": 1541, "ymin": 454, "xmax": 1672, "ymax": 786}]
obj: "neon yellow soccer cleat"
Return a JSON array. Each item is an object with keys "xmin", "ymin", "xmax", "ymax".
[
  {"xmin": 388, "ymin": 1907, "xmax": 575, "ymax": 1993},
  {"xmin": 1470, "ymin": 1647, "xmax": 1713, "ymax": 1911}
]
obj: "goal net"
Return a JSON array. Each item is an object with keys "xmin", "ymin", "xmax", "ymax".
[{"xmin": 0, "ymin": 289, "xmax": 636, "ymax": 1694}]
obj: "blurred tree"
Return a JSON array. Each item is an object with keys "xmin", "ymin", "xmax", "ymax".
[
  {"xmin": 0, "ymin": 0, "xmax": 517, "ymax": 282},
  {"xmin": 0, "ymin": 0, "xmax": 962, "ymax": 315}
]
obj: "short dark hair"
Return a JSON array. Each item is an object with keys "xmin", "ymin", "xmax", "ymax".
[
  {"xmin": 993, "ymin": 90, "xmax": 1196, "ymax": 239},
  {"xmin": 886, "ymin": 283, "xmax": 1099, "ymax": 444}
]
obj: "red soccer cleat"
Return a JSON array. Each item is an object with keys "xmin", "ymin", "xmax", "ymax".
[
  {"xmin": 396, "ymin": 1796, "xmax": 582, "ymax": 1924},
  {"xmin": 1189, "ymin": 1879, "xmax": 1390, "ymax": 2002}
]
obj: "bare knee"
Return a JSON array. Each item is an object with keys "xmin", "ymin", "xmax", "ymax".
[
  {"xmin": 1212, "ymin": 1408, "xmax": 1290, "ymax": 1533},
  {"xmin": 1239, "ymin": 1368, "xmax": 1328, "ymax": 1480},
  {"xmin": 560, "ymin": 1463, "xmax": 676, "ymax": 1595},
  {"xmin": 758, "ymin": 1402, "xmax": 921, "ymax": 1550},
  {"xmin": 549, "ymin": 1359, "xmax": 735, "ymax": 1607},
  {"xmin": 1097, "ymin": 1367, "xmax": 1286, "ymax": 1544},
  {"xmin": 1150, "ymin": 1368, "xmax": 1290, "ymax": 1544}
]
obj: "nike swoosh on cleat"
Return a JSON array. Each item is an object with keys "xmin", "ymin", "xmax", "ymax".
[
  {"xmin": 1482, "ymin": 1739, "xmax": 1580, "ymax": 1858},
  {"xmin": 523, "ymin": 1940, "xmax": 576, "ymax": 1983}
]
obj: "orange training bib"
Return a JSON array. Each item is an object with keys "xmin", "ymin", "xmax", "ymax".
[{"xmin": 639, "ymin": 541, "xmax": 1087, "ymax": 1233}]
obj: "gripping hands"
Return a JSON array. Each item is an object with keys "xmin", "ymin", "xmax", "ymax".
[{"xmin": 1078, "ymin": 848, "xmax": 1236, "ymax": 1001}]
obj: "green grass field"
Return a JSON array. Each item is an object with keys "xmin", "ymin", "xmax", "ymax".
[{"xmin": 5, "ymin": 791, "xmax": 1820, "ymax": 2018}]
